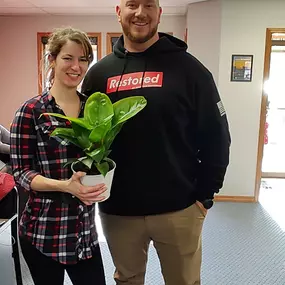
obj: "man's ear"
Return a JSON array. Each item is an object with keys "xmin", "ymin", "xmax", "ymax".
[
  {"xmin": 158, "ymin": 7, "xmax": 162, "ymax": 24},
  {"xmin": 116, "ymin": 5, "xmax": 121, "ymax": 23}
]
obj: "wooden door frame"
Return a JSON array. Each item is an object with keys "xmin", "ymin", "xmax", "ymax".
[
  {"xmin": 37, "ymin": 32, "xmax": 51, "ymax": 94},
  {"xmin": 254, "ymin": 28, "xmax": 285, "ymax": 202},
  {"xmin": 106, "ymin": 32, "xmax": 122, "ymax": 55},
  {"xmin": 37, "ymin": 32, "xmax": 102, "ymax": 94},
  {"xmin": 87, "ymin": 32, "xmax": 102, "ymax": 61}
]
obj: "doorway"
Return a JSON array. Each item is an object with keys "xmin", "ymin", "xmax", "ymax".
[
  {"xmin": 255, "ymin": 28, "xmax": 285, "ymax": 201},
  {"xmin": 262, "ymin": 35, "xmax": 285, "ymax": 175}
]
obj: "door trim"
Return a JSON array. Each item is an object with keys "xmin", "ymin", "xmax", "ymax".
[
  {"xmin": 215, "ymin": 195, "xmax": 255, "ymax": 203},
  {"xmin": 262, "ymin": 172, "xmax": 285, "ymax": 179}
]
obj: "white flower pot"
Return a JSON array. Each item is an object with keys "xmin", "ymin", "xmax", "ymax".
[{"xmin": 71, "ymin": 159, "xmax": 116, "ymax": 202}]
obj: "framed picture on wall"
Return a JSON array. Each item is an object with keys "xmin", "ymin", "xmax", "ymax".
[{"xmin": 230, "ymin": 54, "xmax": 253, "ymax": 82}]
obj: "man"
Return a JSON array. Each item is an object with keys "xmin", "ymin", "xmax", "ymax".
[{"xmin": 82, "ymin": 0, "xmax": 231, "ymax": 284}]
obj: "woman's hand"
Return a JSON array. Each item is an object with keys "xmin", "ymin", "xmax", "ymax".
[{"xmin": 64, "ymin": 171, "xmax": 107, "ymax": 205}]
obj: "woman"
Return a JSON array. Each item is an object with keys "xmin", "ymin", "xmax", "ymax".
[{"xmin": 10, "ymin": 27, "xmax": 107, "ymax": 285}]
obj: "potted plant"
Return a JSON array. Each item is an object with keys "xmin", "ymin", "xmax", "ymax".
[{"xmin": 42, "ymin": 92, "xmax": 147, "ymax": 201}]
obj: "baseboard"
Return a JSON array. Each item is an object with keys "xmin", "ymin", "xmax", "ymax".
[{"xmin": 214, "ymin": 195, "xmax": 256, "ymax": 203}]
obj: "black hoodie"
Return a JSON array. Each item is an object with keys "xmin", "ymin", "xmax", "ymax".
[{"xmin": 81, "ymin": 33, "xmax": 231, "ymax": 216}]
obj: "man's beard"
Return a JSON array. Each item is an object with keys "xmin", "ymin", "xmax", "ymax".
[{"xmin": 121, "ymin": 22, "xmax": 158, "ymax": 44}]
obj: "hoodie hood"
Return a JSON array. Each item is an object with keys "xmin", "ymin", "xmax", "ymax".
[{"xmin": 114, "ymin": 32, "xmax": 188, "ymax": 58}]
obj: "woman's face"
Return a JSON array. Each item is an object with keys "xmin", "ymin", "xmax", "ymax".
[{"xmin": 51, "ymin": 40, "xmax": 89, "ymax": 89}]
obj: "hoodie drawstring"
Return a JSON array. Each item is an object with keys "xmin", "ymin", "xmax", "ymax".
[
  {"xmin": 140, "ymin": 59, "xmax": 148, "ymax": 89},
  {"xmin": 115, "ymin": 50, "xmax": 129, "ymax": 96},
  {"xmin": 116, "ymin": 50, "xmax": 148, "ymax": 95}
]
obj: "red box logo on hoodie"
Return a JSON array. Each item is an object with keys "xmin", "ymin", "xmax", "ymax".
[{"xmin": 106, "ymin": 72, "xmax": 163, "ymax": 94}]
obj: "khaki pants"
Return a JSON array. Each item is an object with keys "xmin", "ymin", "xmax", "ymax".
[{"xmin": 100, "ymin": 203, "xmax": 206, "ymax": 285}]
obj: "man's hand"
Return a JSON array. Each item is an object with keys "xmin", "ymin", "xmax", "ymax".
[{"xmin": 195, "ymin": 200, "xmax": 208, "ymax": 216}]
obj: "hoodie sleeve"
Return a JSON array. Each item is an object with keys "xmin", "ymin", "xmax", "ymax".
[{"xmin": 195, "ymin": 71, "xmax": 231, "ymax": 201}]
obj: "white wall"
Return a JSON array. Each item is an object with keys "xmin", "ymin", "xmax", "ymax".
[
  {"xmin": 218, "ymin": 0, "xmax": 285, "ymax": 197},
  {"xmin": 186, "ymin": 0, "xmax": 222, "ymax": 84},
  {"xmin": 187, "ymin": 0, "xmax": 285, "ymax": 197},
  {"xmin": 0, "ymin": 15, "xmax": 186, "ymax": 128}
]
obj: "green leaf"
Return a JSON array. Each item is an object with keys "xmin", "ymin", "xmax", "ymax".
[
  {"xmin": 88, "ymin": 120, "xmax": 112, "ymax": 143},
  {"xmin": 72, "ymin": 123, "xmax": 92, "ymax": 149},
  {"xmin": 112, "ymin": 96, "xmax": 147, "ymax": 127},
  {"xmin": 86, "ymin": 146, "xmax": 105, "ymax": 163},
  {"xmin": 104, "ymin": 150, "xmax": 112, "ymax": 158},
  {"xmin": 80, "ymin": 157, "xmax": 93, "ymax": 169},
  {"xmin": 84, "ymin": 92, "xmax": 114, "ymax": 128},
  {"xmin": 104, "ymin": 123, "xmax": 124, "ymax": 150},
  {"xmin": 50, "ymin": 128, "xmax": 82, "ymax": 149},
  {"xmin": 41, "ymin": 113, "xmax": 92, "ymax": 130},
  {"xmin": 50, "ymin": 127, "xmax": 75, "ymax": 137},
  {"xmin": 96, "ymin": 161, "xmax": 109, "ymax": 177}
]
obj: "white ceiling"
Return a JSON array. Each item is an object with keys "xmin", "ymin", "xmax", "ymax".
[{"xmin": 0, "ymin": 0, "xmax": 208, "ymax": 16}]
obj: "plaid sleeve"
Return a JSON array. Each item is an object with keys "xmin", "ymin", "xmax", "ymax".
[{"xmin": 10, "ymin": 102, "xmax": 39, "ymax": 191}]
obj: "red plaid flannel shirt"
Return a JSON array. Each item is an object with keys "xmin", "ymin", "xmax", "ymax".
[{"xmin": 10, "ymin": 91, "xmax": 99, "ymax": 264}]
